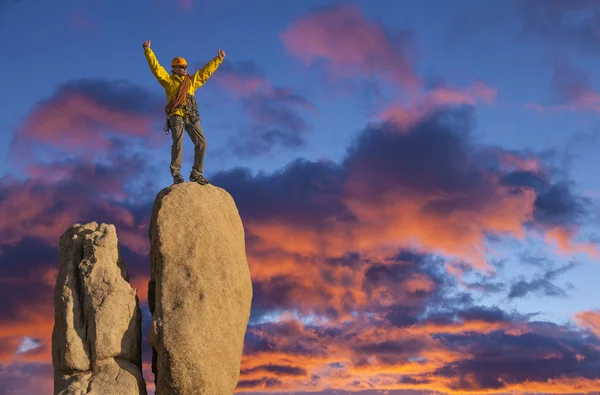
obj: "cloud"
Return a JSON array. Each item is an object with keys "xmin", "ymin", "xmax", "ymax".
[
  {"xmin": 575, "ymin": 309, "xmax": 600, "ymax": 337},
  {"xmin": 0, "ymin": 241, "xmax": 58, "ymax": 344},
  {"xmin": 0, "ymin": 363, "xmax": 53, "ymax": 395},
  {"xmin": 430, "ymin": 323, "xmax": 600, "ymax": 392},
  {"xmin": 464, "ymin": 251, "xmax": 580, "ymax": 301},
  {"xmin": 464, "ymin": 279, "xmax": 506, "ymax": 295},
  {"xmin": 212, "ymin": 60, "xmax": 317, "ymax": 157},
  {"xmin": 535, "ymin": 181, "xmax": 589, "ymax": 228},
  {"xmin": 508, "ymin": 261, "xmax": 576, "ymax": 299},
  {"xmin": 241, "ymin": 364, "xmax": 307, "ymax": 377},
  {"xmin": 9, "ymin": 78, "xmax": 164, "ymax": 162},
  {"xmin": 498, "ymin": 167, "xmax": 600, "ymax": 258},
  {"xmin": 0, "ymin": 151, "xmax": 154, "ymax": 252},
  {"xmin": 280, "ymin": 3, "xmax": 419, "ymax": 92},
  {"xmin": 246, "ymin": 248, "xmax": 465, "ymax": 328},
  {"xmin": 544, "ymin": 226, "xmax": 600, "ymax": 259},
  {"xmin": 213, "ymin": 61, "xmax": 269, "ymax": 96},
  {"xmin": 236, "ymin": 88, "xmax": 315, "ymax": 156}
]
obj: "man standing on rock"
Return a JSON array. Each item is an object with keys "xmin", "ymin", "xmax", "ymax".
[{"xmin": 143, "ymin": 40, "xmax": 225, "ymax": 185}]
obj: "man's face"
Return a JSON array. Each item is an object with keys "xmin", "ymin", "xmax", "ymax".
[{"xmin": 173, "ymin": 65, "xmax": 187, "ymax": 76}]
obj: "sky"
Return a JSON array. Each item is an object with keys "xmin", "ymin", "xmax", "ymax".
[{"xmin": 2, "ymin": 0, "xmax": 600, "ymax": 393}]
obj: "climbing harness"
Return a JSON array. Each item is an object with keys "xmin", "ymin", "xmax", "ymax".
[{"xmin": 163, "ymin": 94, "xmax": 201, "ymax": 135}]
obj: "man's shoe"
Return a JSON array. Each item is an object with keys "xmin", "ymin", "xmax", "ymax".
[
  {"xmin": 173, "ymin": 175, "xmax": 185, "ymax": 184},
  {"xmin": 190, "ymin": 173, "xmax": 209, "ymax": 185}
]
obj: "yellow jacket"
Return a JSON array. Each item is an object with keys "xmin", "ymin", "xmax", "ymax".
[{"xmin": 144, "ymin": 47, "xmax": 222, "ymax": 118}]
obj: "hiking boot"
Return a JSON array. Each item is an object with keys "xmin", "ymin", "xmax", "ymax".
[
  {"xmin": 190, "ymin": 172, "xmax": 209, "ymax": 185},
  {"xmin": 173, "ymin": 174, "xmax": 184, "ymax": 184}
]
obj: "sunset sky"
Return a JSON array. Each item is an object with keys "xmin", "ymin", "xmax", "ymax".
[{"xmin": 2, "ymin": 0, "xmax": 600, "ymax": 394}]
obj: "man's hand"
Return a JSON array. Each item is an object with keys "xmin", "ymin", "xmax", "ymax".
[
  {"xmin": 218, "ymin": 48, "xmax": 226, "ymax": 59},
  {"xmin": 143, "ymin": 40, "xmax": 151, "ymax": 49}
]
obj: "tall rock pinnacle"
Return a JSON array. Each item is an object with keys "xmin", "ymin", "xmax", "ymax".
[{"xmin": 148, "ymin": 182, "xmax": 253, "ymax": 395}]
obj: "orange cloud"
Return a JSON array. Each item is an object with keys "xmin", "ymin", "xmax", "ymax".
[
  {"xmin": 8, "ymin": 79, "xmax": 163, "ymax": 167},
  {"xmin": 575, "ymin": 309, "xmax": 600, "ymax": 337},
  {"xmin": 0, "ymin": 313, "xmax": 53, "ymax": 365},
  {"xmin": 343, "ymin": 187, "xmax": 534, "ymax": 272},
  {"xmin": 245, "ymin": 177, "xmax": 535, "ymax": 274},
  {"xmin": 130, "ymin": 274, "xmax": 150, "ymax": 304},
  {"xmin": 544, "ymin": 227, "xmax": 600, "ymax": 259}
]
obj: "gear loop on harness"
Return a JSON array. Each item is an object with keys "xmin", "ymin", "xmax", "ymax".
[{"xmin": 183, "ymin": 93, "xmax": 201, "ymax": 125}]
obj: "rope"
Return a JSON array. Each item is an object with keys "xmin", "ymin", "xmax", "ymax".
[{"xmin": 163, "ymin": 73, "xmax": 192, "ymax": 135}]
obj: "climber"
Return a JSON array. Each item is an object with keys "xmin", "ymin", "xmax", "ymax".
[{"xmin": 142, "ymin": 39, "xmax": 225, "ymax": 185}]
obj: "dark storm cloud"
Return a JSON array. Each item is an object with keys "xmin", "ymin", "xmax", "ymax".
[
  {"xmin": 236, "ymin": 377, "xmax": 282, "ymax": 389},
  {"xmin": 241, "ymin": 364, "xmax": 307, "ymax": 377},
  {"xmin": 211, "ymin": 159, "xmax": 351, "ymax": 226},
  {"xmin": 434, "ymin": 326, "xmax": 600, "ymax": 391},
  {"xmin": 500, "ymin": 170, "xmax": 591, "ymax": 228},
  {"xmin": 248, "ymin": 275, "xmax": 301, "ymax": 324},
  {"xmin": 47, "ymin": 78, "xmax": 163, "ymax": 115},
  {"xmin": 0, "ymin": 238, "xmax": 56, "ymax": 322},
  {"xmin": 342, "ymin": 110, "xmax": 485, "ymax": 202}
]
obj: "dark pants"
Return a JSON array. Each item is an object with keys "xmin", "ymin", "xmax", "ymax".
[{"xmin": 168, "ymin": 115, "xmax": 207, "ymax": 178}]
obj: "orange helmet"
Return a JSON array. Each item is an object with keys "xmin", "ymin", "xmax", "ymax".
[{"xmin": 171, "ymin": 57, "xmax": 187, "ymax": 68}]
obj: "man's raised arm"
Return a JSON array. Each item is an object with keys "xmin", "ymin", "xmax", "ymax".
[
  {"xmin": 191, "ymin": 48, "xmax": 226, "ymax": 90},
  {"xmin": 142, "ymin": 40, "xmax": 171, "ymax": 88}
]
